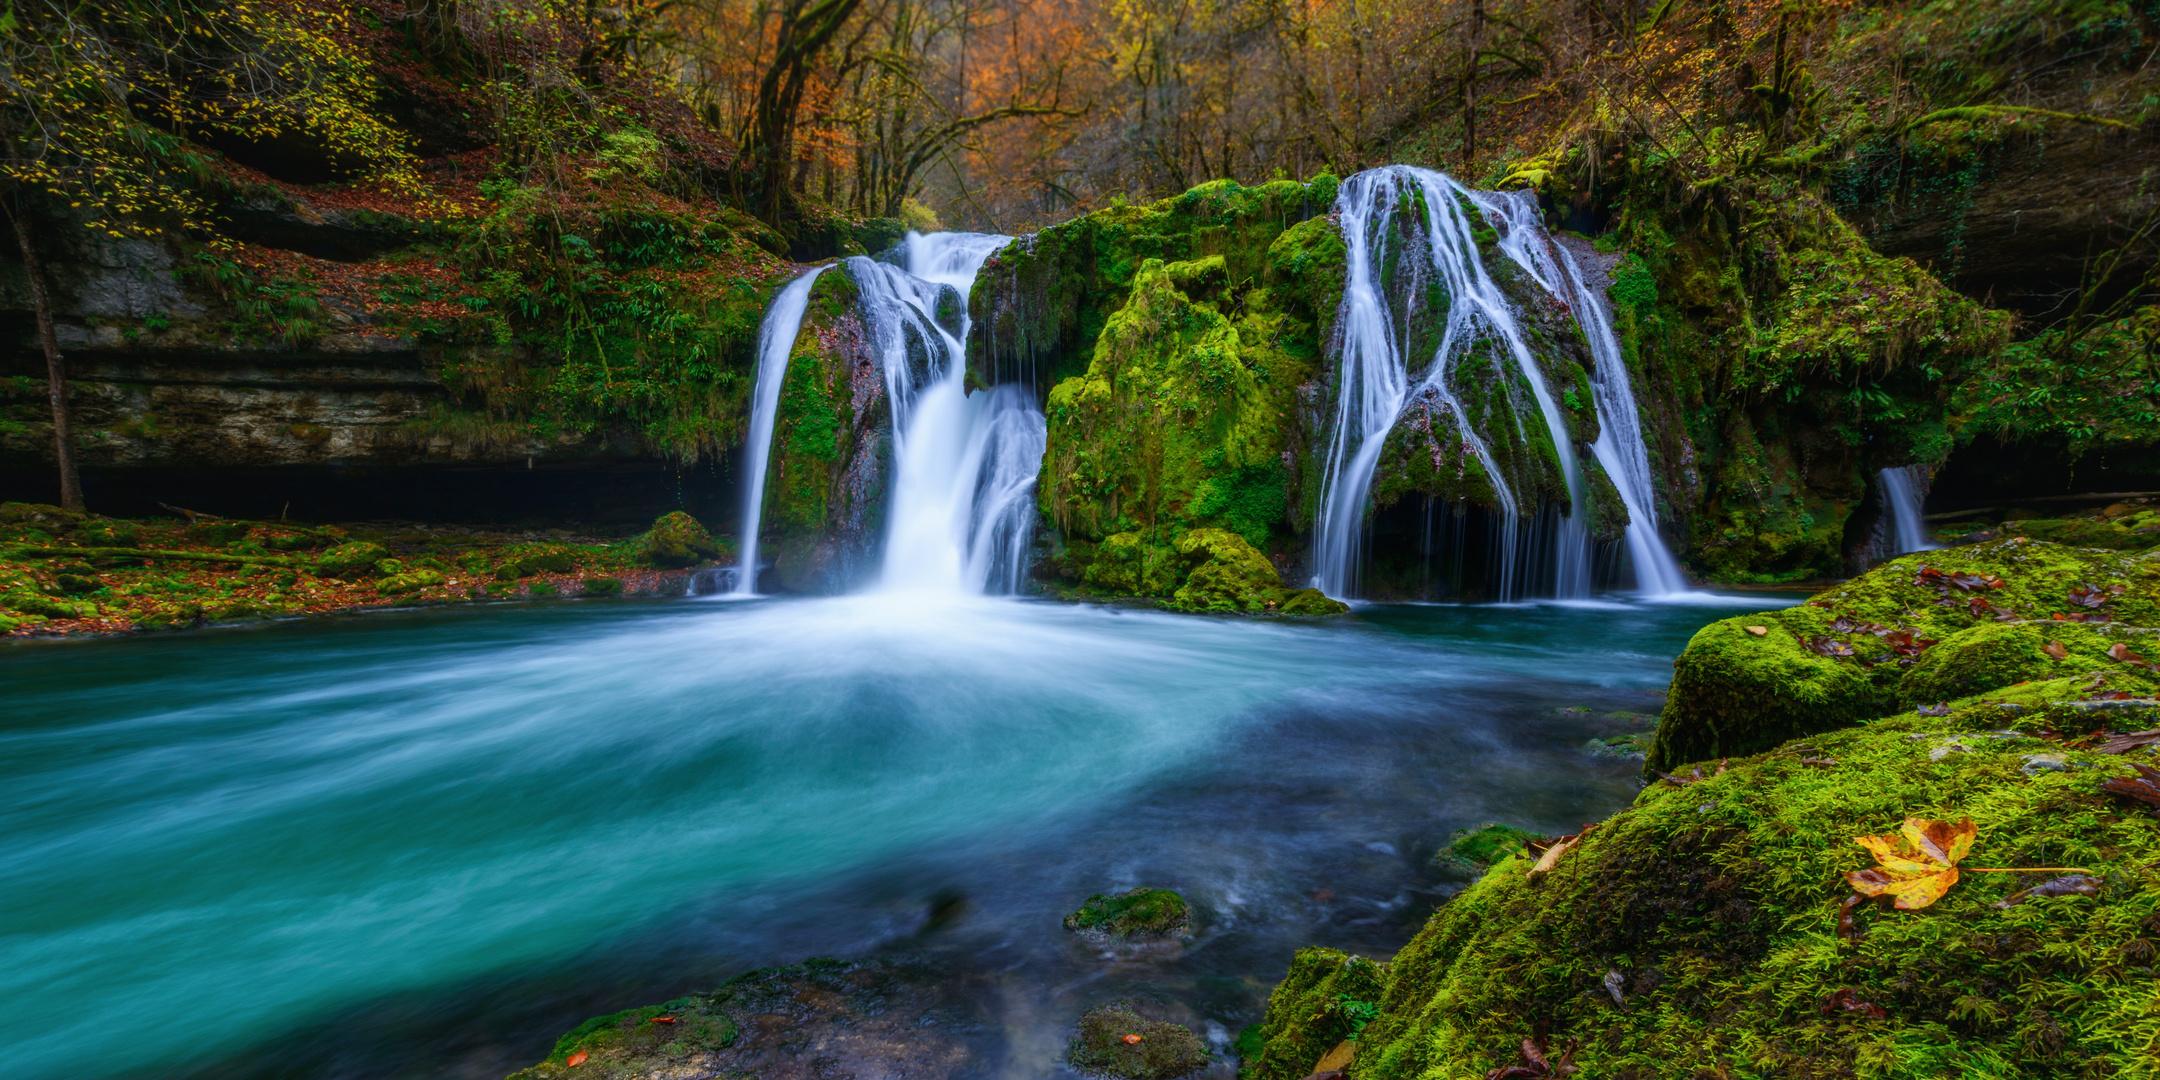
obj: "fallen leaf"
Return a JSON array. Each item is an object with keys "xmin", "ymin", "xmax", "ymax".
[
  {"xmin": 2102, "ymin": 763, "xmax": 2160, "ymax": 808},
  {"xmin": 1820, "ymin": 989, "xmax": 1888, "ymax": 1019},
  {"xmin": 1485, "ymin": 1036, "xmax": 1578, "ymax": 1079},
  {"xmin": 2045, "ymin": 640, "xmax": 2069, "ymax": 661},
  {"xmin": 2109, "ymin": 642, "xmax": 2149, "ymax": 664},
  {"xmin": 1994, "ymin": 874, "xmax": 2102, "ymax": 907},
  {"xmin": 1807, "ymin": 636, "xmax": 1856, "ymax": 657},
  {"xmin": 1835, "ymin": 894, "xmax": 1866, "ymax": 940},
  {"xmin": 1845, "ymin": 817, "xmax": 1978, "ymax": 910},
  {"xmin": 2070, "ymin": 584, "xmax": 2111, "ymax": 609},
  {"xmin": 2098, "ymin": 729, "xmax": 2160, "ymax": 753},
  {"xmin": 567, "ymin": 1051, "xmax": 589, "ymax": 1067},
  {"xmin": 1744, "ymin": 624, "xmax": 1768, "ymax": 636},
  {"xmin": 1530, "ymin": 833, "xmax": 1583, "ymax": 873},
  {"xmin": 2091, "ymin": 690, "xmax": 2138, "ymax": 701},
  {"xmin": 650, "ymin": 1016, "xmax": 677, "ymax": 1024},
  {"xmin": 1121, "ymin": 1034, "xmax": 1144, "ymax": 1045}
]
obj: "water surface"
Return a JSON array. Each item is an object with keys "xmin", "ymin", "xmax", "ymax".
[{"xmin": 0, "ymin": 592, "xmax": 1785, "ymax": 1079}]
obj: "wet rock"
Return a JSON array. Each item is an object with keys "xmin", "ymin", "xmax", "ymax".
[
  {"xmin": 510, "ymin": 957, "xmax": 988, "ymax": 1080},
  {"xmin": 1067, "ymin": 1002, "xmax": 1210, "ymax": 1080},
  {"xmin": 1063, "ymin": 887, "xmax": 1191, "ymax": 936},
  {"xmin": 1434, "ymin": 823, "xmax": 1541, "ymax": 872},
  {"xmin": 376, "ymin": 569, "xmax": 446, "ymax": 595},
  {"xmin": 1241, "ymin": 948, "xmax": 1384, "ymax": 1080}
]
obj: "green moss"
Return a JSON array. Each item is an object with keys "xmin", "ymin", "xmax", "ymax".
[
  {"xmin": 640, "ymin": 511, "xmax": 719, "ymax": 567},
  {"xmin": 581, "ymin": 576, "xmax": 624, "ymax": 596},
  {"xmin": 1170, "ymin": 529, "xmax": 1284, "ymax": 612},
  {"xmin": 1279, "ymin": 587, "xmax": 1350, "ymax": 616},
  {"xmin": 1346, "ymin": 701, "xmax": 2160, "ymax": 1080},
  {"xmin": 1436, "ymin": 823, "xmax": 1545, "ymax": 872},
  {"xmin": 1063, "ymin": 887, "xmax": 1191, "ymax": 936},
  {"xmin": 375, "ymin": 569, "xmax": 446, "ymax": 595},
  {"xmin": 1650, "ymin": 538, "xmax": 2160, "ymax": 772},
  {"xmin": 494, "ymin": 544, "xmax": 576, "ymax": 580},
  {"xmin": 0, "ymin": 592, "xmax": 96, "ymax": 619},
  {"xmin": 1068, "ymin": 1003, "xmax": 1210, "ymax": 1080},
  {"xmin": 314, "ymin": 541, "xmax": 391, "ymax": 580},
  {"xmin": 507, "ymin": 997, "xmax": 738, "ymax": 1078},
  {"xmin": 1243, "ymin": 948, "xmax": 1389, "ymax": 1080}
]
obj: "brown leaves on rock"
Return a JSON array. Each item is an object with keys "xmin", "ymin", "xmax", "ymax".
[
  {"xmin": 1846, "ymin": 818, "xmax": 1978, "ymax": 910},
  {"xmin": 1744, "ymin": 624, "xmax": 1769, "ymax": 636},
  {"xmin": 1883, "ymin": 629, "xmax": 1937, "ymax": 657},
  {"xmin": 1527, "ymin": 825, "xmax": 1599, "ymax": 874},
  {"xmin": 2102, "ymin": 763, "xmax": 2160, "ymax": 810},
  {"xmin": 2045, "ymin": 640, "xmax": 2069, "ymax": 661},
  {"xmin": 1914, "ymin": 566, "xmax": 2005, "ymax": 592},
  {"xmin": 1820, "ymin": 989, "xmax": 1888, "ymax": 1019},
  {"xmin": 2097, "ymin": 729, "xmax": 2160, "ymax": 754},
  {"xmin": 1654, "ymin": 760, "xmax": 1728, "ymax": 786},
  {"xmin": 566, "ymin": 1051, "xmax": 589, "ymax": 1067},
  {"xmin": 2069, "ymin": 583, "xmax": 2120, "ymax": 609},
  {"xmin": 1807, "ymin": 636, "xmax": 1855, "ymax": 657},
  {"xmin": 1835, "ymin": 895, "xmax": 1867, "ymax": 940},
  {"xmin": 1485, "ymin": 1036, "xmax": 1578, "ymax": 1079},
  {"xmin": 2108, "ymin": 642, "xmax": 2153, "ymax": 666}
]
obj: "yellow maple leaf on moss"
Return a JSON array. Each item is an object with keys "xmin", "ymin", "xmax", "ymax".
[{"xmin": 1845, "ymin": 817, "xmax": 1978, "ymax": 909}]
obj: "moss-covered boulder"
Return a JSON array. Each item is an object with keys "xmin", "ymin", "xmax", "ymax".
[
  {"xmin": 0, "ymin": 502, "xmax": 82, "ymax": 531},
  {"xmin": 1649, "ymin": 539, "xmax": 2160, "ymax": 772},
  {"xmin": 77, "ymin": 520, "xmax": 141, "ymax": 547},
  {"xmin": 1063, "ymin": 887, "xmax": 1191, "ymax": 936},
  {"xmin": 493, "ymin": 544, "xmax": 575, "ymax": 580},
  {"xmin": 1169, "ymin": 528, "xmax": 1283, "ymax": 612},
  {"xmin": 376, "ymin": 569, "xmax": 446, "ymax": 595},
  {"xmin": 1066, "ymin": 1003, "xmax": 1209, "ymax": 1080},
  {"xmin": 1342, "ymin": 694, "xmax": 2160, "ymax": 1079},
  {"xmin": 316, "ymin": 541, "xmax": 392, "ymax": 580},
  {"xmin": 1, "ymin": 592, "xmax": 95, "ymax": 619},
  {"xmin": 1242, "ymin": 947, "xmax": 1388, "ymax": 1080},
  {"xmin": 639, "ymin": 511, "xmax": 719, "ymax": 567},
  {"xmin": 1434, "ymin": 823, "xmax": 1544, "ymax": 872},
  {"xmin": 1280, "ymin": 587, "xmax": 1350, "ymax": 615},
  {"xmin": 581, "ymin": 576, "xmax": 624, "ymax": 596}
]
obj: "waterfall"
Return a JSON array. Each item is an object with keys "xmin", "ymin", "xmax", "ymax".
[
  {"xmin": 1480, "ymin": 191, "xmax": 1689, "ymax": 595},
  {"xmin": 1880, "ymin": 465, "xmax": 1937, "ymax": 553},
  {"xmin": 1310, "ymin": 166, "xmax": 1588, "ymax": 601},
  {"xmin": 850, "ymin": 231, "xmax": 1044, "ymax": 594},
  {"xmin": 731, "ymin": 265, "xmax": 831, "ymax": 596}
]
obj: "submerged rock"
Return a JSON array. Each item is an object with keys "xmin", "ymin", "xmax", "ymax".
[
  {"xmin": 1063, "ymin": 887, "xmax": 1191, "ymax": 936},
  {"xmin": 1066, "ymin": 1002, "xmax": 1210, "ymax": 1080}
]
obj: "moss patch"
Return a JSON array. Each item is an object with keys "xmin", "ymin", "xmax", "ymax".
[
  {"xmin": 1064, "ymin": 888, "xmax": 1192, "ymax": 936},
  {"xmin": 1068, "ymin": 1002, "xmax": 1211, "ymax": 1080}
]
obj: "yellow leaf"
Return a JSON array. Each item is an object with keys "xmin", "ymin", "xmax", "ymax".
[{"xmin": 1845, "ymin": 817, "xmax": 1977, "ymax": 909}]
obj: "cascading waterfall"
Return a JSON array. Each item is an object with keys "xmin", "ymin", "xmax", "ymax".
[
  {"xmin": 1482, "ymin": 191, "xmax": 1689, "ymax": 595},
  {"xmin": 1880, "ymin": 465, "xmax": 1937, "ymax": 554},
  {"xmin": 731, "ymin": 265, "xmax": 831, "ymax": 596},
  {"xmin": 849, "ymin": 231, "xmax": 1043, "ymax": 594},
  {"xmin": 1311, "ymin": 166, "xmax": 1588, "ymax": 601}
]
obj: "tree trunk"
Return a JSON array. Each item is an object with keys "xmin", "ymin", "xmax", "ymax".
[{"xmin": 5, "ymin": 197, "xmax": 83, "ymax": 511}]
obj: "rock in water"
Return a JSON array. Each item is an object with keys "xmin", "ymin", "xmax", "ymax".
[
  {"xmin": 1062, "ymin": 887, "xmax": 1191, "ymax": 936},
  {"xmin": 1067, "ymin": 1003, "xmax": 1209, "ymax": 1080}
]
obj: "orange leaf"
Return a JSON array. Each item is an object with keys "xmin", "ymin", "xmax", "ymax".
[
  {"xmin": 1121, "ymin": 1034, "xmax": 1143, "ymax": 1045},
  {"xmin": 567, "ymin": 1051, "xmax": 588, "ymax": 1067},
  {"xmin": 650, "ymin": 1016, "xmax": 677, "ymax": 1024},
  {"xmin": 1845, "ymin": 817, "xmax": 1977, "ymax": 909}
]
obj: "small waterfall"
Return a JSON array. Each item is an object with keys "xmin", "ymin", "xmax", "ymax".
[
  {"xmin": 1880, "ymin": 465, "xmax": 1937, "ymax": 553},
  {"xmin": 1481, "ymin": 192, "xmax": 1689, "ymax": 595},
  {"xmin": 851, "ymin": 232, "xmax": 1044, "ymax": 594},
  {"xmin": 731, "ymin": 265, "xmax": 831, "ymax": 596},
  {"xmin": 1310, "ymin": 166, "xmax": 1588, "ymax": 601}
]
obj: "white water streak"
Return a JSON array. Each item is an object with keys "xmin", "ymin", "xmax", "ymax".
[
  {"xmin": 732, "ymin": 265, "xmax": 831, "ymax": 596},
  {"xmin": 1881, "ymin": 465, "xmax": 1938, "ymax": 553}
]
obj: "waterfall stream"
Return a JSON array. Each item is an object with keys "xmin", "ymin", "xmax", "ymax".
[
  {"xmin": 1880, "ymin": 465, "xmax": 1937, "ymax": 554},
  {"xmin": 1311, "ymin": 166, "xmax": 1686, "ymax": 599},
  {"xmin": 731, "ymin": 265, "xmax": 831, "ymax": 595},
  {"xmin": 849, "ymin": 232, "xmax": 1041, "ymax": 594}
]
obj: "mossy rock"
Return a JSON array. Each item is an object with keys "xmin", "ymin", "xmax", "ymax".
[
  {"xmin": 1650, "ymin": 539, "xmax": 2160, "ymax": 772},
  {"xmin": 77, "ymin": 521, "xmax": 141, "ymax": 547},
  {"xmin": 1169, "ymin": 528, "xmax": 1283, "ymax": 612},
  {"xmin": 1067, "ymin": 1002, "xmax": 1209, "ymax": 1080},
  {"xmin": 582, "ymin": 576, "xmax": 625, "ymax": 596},
  {"xmin": 0, "ymin": 502, "xmax": 82, "ymax": 531},
  {"xmin": 376, "ymin": 569, "xmax": 446, "ymax": 595},
  {"xmin": 1280, "ymin": 587, "xmax": 1350, "ymax": 615},
  {"xmin": 1, "ymin": 592, "xmax": 95, "ymax": 620},
  {"xmin": 1897, "ymin": 622, "xmax": 2054, "ymax": 706},
  {"xmin": 494, "ymin": 544, "xmax": 576, "ymax": 580},
  {"xmin": 134, "ymin": 602, "xmax": 202, "ymax": 630},
  {"xmin": 1435, "ymin": 823, "xmax": 1543, "ymax": 872},
  {"xmin": 506, "ymin": 997, "xmax": 738, "ymax": 1079},
  {"xmin": 188, "ymin": 521, "xmax": 252, "ymax": 545},
  {"xmin": 0, "ymin": 612, "xmax": 44, "ymax": 631},
  {"xmin": 1344, "ymin": 704, "xmax": 2160, "ymax": 1079},
  {"xmin": 1243, "ymin": 948, "xmax": 1387, "ymax": 1080},
  {"xmin": 315, "ymin": 541, "xmax": 392, "ymax": 580},
  {"xmin": 640, "ymin": 511, "xmax": 719, "ymax": 568},
  {"xmin": 1064, "ymin": 887, "xmax": 1190, "ymax": 936},
  {"xmin": 2003, "ymin": 517, "xmax": 2160, "ymax": 551},
  {"xmin": 1083, "ymin": 532, "xmax": 1183, "ymax": 596}
]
